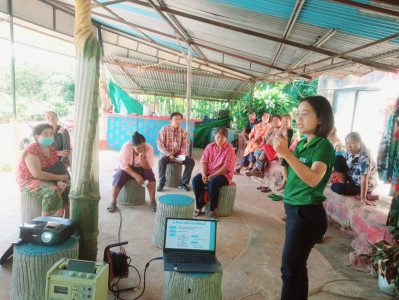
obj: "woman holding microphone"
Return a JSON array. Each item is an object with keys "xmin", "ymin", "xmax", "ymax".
[{"xmin": 273, "ymin": 96, "xmax": 335, "ymax": 300}]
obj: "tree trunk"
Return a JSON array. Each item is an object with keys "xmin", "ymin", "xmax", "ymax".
[
  {"xmin": 163, "ymin": 271, "xmax": 222, "ymax": 300},
  {"xmin": 117, "ymin": 179, "xmax": 145, "ymax": 206},
  {"xmin": 152, "ymin": 194, "xmax": 194, "ymax": 248},
  {"xmin": 206, "ymin": 183, "xmax": 236, "ymax": 217},
  {"xmin": 20, "ymin": 191, "xmax": 42, "ymax": 224},
  {"xmin": 11, "ymin": 237, "xmax": 79, "ymax": 300},
  {"xmin": 70, "ymin": 0, "xmax": 101, "ymax": 261}
]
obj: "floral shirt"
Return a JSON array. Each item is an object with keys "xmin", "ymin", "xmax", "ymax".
[
  {"xmin": 200, "ymin": 141, "xmax": 236, "ymax": 183},
  {"xmin": 344, "ymin": 146, "xmax": 377, "ymax": 190},
  {"xmin": 17, "ymin": 142, "xmax": 59, "ymax": 187}
]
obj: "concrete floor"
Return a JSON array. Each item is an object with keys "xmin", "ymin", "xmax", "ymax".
[{"xmin": 0, "ymin": 148, "xmax": 394, "ymax": 299}]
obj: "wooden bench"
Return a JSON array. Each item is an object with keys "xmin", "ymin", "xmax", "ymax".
[
  {"xmin": 165, "ymin": 163, "xmax": 183, "ymax": 188},
  {"xmin": 163, "ymin": 271, "xmax": 222, "ymax": 300},
  {"xmin": 152, "ymin": 194, "xmax": 194, "ymax": 248},
  {"xmin": 117, "ymin": 179, "xmax": 145, "ymax": 206},
  {"xmin": 11, "ymin": 236, "xmax": 79, "ymax": 300}
]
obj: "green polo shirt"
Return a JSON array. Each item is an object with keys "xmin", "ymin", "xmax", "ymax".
[{"xmin": 284, "ymin": 136, "xmax": 335, "ymax": 205}]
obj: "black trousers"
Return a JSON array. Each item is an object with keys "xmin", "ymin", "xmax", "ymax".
[
  {"xmin": 331, "ymin": 155, "xmax": 360, "ymax": 195},
  {"xmin": 192, "ymin": 173, "xmax": 228, "ymax": 212},
  {"xmin": 281, "ymin": 203, "xmax": 327, "ymax": 300},
  {"xmin": 158, "ymin": 153, "xmax": 195, "ymax": 185}
]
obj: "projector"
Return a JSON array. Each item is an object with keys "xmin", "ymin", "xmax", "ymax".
[{"xmin": 19, "ymin": 216, "xmax": 76, "ymax": 245}]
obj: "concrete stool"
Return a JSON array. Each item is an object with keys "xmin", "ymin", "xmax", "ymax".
[
  {"xmin": 163, "ymin": 271, "xmax": 222, "ymax": 300},
  {"xmin": 21, "ymin": 190, "xmax": 42, "ymax": 224},
  {"xmin": 206, "ymin": 182, "xmax": 236, "ymax": 217},
  {"xmin": 117, "ymin": 179, "xmax": 145, "ymax": 206},
  {"xmin": 152, "ymin": 194, "xmax": 194, "ymax": 248},
  {"xmin": 11, "ymin": 236, "xmax": 79, "ymax": 300},
  {"xmin": 165, "ymin": 163, "xmax": 182, "ymax": 188}
]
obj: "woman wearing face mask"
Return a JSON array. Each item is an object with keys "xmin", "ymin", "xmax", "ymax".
[
  {"xmin": 331, "ymin": 132, "xmax": 378, "ymax": 206},
  {"xmin": 273, "ymin": 96, "xmax": 335, "ymax": 300},
  {"xmin": 17, "ymin": 123, "xmax": 70, "ymax": 217}
]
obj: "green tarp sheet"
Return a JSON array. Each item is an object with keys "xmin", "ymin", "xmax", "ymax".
[
  {"xmin": 193, "ymin": 118, "xmax": 231, "ymax": 148},
  {"xmin": 108, "ymin": 80, "xmax": 143, "ymax": 115}
]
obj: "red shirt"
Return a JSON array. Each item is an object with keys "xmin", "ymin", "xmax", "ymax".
[
  {"xmin": 16, "ymin": 143, "xmax": 59, "ymax": 187},
  {"xmin": 200, "ymin": 141, "xmax": 236, "ymax": 183}
]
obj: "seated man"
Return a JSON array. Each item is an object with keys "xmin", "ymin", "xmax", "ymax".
[
  {"xmin": 108, "ymin": 131, "xmax": 157, "ymax": 212},
  {"xmin": 156, "ymin": 112, "xmax": 195, "ymax": 192}
]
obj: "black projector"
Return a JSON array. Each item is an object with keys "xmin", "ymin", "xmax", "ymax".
[{"xmin": 19, "ymin": 216, "xmax": 76, "ymax": 245}]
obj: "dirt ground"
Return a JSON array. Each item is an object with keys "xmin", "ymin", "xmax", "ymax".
[{"xmin": 0, "ymin": 149, "xmax": 394, "ymax": 299}]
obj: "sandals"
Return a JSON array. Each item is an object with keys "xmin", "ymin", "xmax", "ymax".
[
  {"xmin": 193, "ymin": 209, "xmax": 202, "ymax": 217},
  {"xmin": 268, "ymin": 194, "xmax": 283, "ymax": 201},
  {"xmin": 149, "ymin": 201, "xmax": 157, "ymax": 212},
  {"xmin": 260, "ymin": 187, "xmax": 272, "ymax": 193},
  {"xmin": 107, "ymin": 202, "xmax": 117, "ymax": 213}
]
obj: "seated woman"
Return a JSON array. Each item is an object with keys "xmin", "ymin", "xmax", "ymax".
[
  {"xmin": 192, "ymin": 127, "xmax": 236, "ymax": 219},
  {"xmin": 45, "ymin": 111, "xmax": 71, "ymax": 168},
  {"xmin": 236, "ymin": 112, "xmax": 259, "ymax": 158},
  {"xmin": 17, "ymin": 123, "xmax": 70, "ymax": 218},
  {"xmin": 246, "ymin": 115, "xmax": 283, "ymax": 177},
  {"xmin": 327, "ymin": 125, "xmax": 345, "ymax": 184},
  {"xmin": 235, "ymin": 112, "xmax": 271, "ymax": 174},
  {"xmin": 108, "ymin": 131, "xmax": 157, "ymax": 212},
  {"xmin": 331, "ymin": 132, "xmax": 378, "ymax": 206}
]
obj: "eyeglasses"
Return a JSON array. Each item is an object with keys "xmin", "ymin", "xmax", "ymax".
[{"xmin": 294, "ymin": 112, "xmax": 317, "ymax": 120}]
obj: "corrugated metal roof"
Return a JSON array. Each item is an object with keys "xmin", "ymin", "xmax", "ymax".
[{"xmin": 4, "ymin": 0, "xmax": 399, "ymax": 100}]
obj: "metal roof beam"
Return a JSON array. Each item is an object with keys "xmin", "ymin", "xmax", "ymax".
[
  {"xmin": 125, "ymin": 90, "xmax": 236, "ymax": 102},
  {"xmin": 126, "ymin": 0, "xmax": 398, "ymax": 73},
  {"xmin": 120, "ymin": 66, "xmax": 147, "ymax": 93},
  {"xmin": 267, "ymin": 0, "xmax": 305, "ymax": 75},
  {"xmin": 327, "ymin": 0, "xmax": 399, "ymax": 17},
  {"xmin": 372, "ymin": 0, "xmax": 399, "ymax": 7},
  {"xmin": 227, "ymin": 81, "xmax": 251, "ymax": 101}
]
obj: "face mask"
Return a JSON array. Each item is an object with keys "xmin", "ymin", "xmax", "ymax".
[{"xmin": 40, "ymin": 137, "xmax": 54, "ymax": 147}]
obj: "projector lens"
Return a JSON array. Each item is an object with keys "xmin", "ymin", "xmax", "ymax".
[{"xmin": 41, "ymin": 232, "xmax": 53, "ymax": 243}]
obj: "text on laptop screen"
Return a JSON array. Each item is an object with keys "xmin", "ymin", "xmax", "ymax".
[{"xmin": 165, "ymin": 219, "xmax": 216, "ymax": 251}]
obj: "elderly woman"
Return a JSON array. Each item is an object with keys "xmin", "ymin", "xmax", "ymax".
[
  {"xmin": 331, "ymin": 132, "xmax": 378, "ymax": 206},
  {"xmin": 235, "ymin": 112, "xmax": 271, "ymax": 174},
  {"xmin": 192, "ymin": 127, "xmax": 236, "ymax": 220},
  {"xmin": 108, "ymin": 131, "xmax": 157, "ymax": 212},
  {"xmin": 45, "ymin": 111, "xmax": 71, "ymax": 168},
  {"xmin": 17, "ymin": 123, "xmax": 70, "ymax": 217}
]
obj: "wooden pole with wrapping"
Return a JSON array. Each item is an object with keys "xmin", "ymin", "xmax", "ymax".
[{"xmin": 70, "ymin": 0, "xmax": 101, "ymax": 261}]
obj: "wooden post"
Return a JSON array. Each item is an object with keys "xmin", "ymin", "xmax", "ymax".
[
  {"xmin": 185, "ymin": 44, "xmax": 192, "ymax": 155},
  {"xmin": 152, "ymin": 194, "xmax": 194, "ymax": 248},
  {"xmin": 165, "ymin": 163, "xmax": 183, "ymax": 188},
  {"xmin": 117, "ymin": 179, "xmax": 145, "ymax": 206},
  {"xmin": 163, "ymin": 271, "xmax": 222, "ymax": 300},
  {"xmin": 11, "ymin": 237, "xmax": 79, "ymax": 300},
  {"xmin": 20, "ymin": 191, "xmax": 42, "ymax": 224}
]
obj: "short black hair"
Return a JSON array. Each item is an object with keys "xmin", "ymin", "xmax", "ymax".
[
  {"xmin": 299, "ymin": 96, "xmax": 334, "ymax": 138},
  {"xmin": 131, "ymin": 131, "xmax": 146, "ymax": 146},
  {"xmin": 45, "ymin": 111, "xmax": 58, "ymax": 118},
  {"xmin": 272, "ymin": 115, "xmax": 282, "ymax": 120},
  {"xmin": 32, "ymin": 123, "xmax": 53, "ymax": 141},
  {"xmin": 170, "ymin": 112, "xmax": 183, "ymax": 119},
  {"xmin": 215, "ymin": 127, "xmax": 228, "ymax": 138}
]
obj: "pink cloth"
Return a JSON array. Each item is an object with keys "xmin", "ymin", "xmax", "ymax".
[
  {"xmin": 119, "ymin": 141, "xmax": 154, "ymax": 170},
  {"xmin": 156, "ymin": 125, "xmax": 188, "ymax": 156},
  {"xmin": 200, "ymin": 141, "xmax": 236, "ymax": 183}
]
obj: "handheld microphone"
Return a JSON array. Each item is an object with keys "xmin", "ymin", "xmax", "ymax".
[{"xmin": 281, "ymin": 129, "xmax": 294, "ymax": 167}]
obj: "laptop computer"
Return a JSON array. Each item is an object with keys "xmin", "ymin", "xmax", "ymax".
[{"xmin": 163, "ymin": 218, "xmax": 222, "ymax": 272}]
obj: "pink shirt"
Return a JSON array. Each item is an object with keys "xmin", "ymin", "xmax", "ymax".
[
  {"xmin": 119, "ymin": 141, "xmax": 154, "ymax": 170},
  {"xmin": 200, "ymin": 141, "xmax": 236, "ymax": 183}
]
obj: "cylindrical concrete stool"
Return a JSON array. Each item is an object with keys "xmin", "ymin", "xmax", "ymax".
[
  {"xmin": 11, "ymin": 236, "xmax": 79, "ymax": 300},
  {"xmin": 152, "ymin": 194, "xmax": 194, "ymax": 248},
  {"xmin": 117, "ymin": 179, "xmax": 145, "ymax": 206},
  {"xmin": 21, "ymin": 191, "xmax": 42, "ymax": 224},
  {"xmin": 165, "ymin": 163, "xmax": 183, "ymax": 188},
  {"xmin": 163, "ymin": 271, "xmax": 222, "ymax": 300},
  {"xmin": 206, "ymin": 182, "xmax": 236, "ymax": 217}
]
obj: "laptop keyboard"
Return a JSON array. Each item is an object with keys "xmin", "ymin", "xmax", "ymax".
[{"xmin": 167, "ymin": 255, "xmax": 216, "ymax": 264}]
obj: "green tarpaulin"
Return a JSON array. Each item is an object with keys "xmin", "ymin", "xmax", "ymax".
[
  {"xmin": 193, "ymin": 118, "xmax": 231, "ymax": 148},
  {"xmin": 108, "ymin": 80, "xmax": 143, "ymax": 115}
]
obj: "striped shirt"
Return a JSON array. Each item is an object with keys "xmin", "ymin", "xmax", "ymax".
[{"xmin": 157, "ymin": 125, "xmax": 188, "ymax": 156}]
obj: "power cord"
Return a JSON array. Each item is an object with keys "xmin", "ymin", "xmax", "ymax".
[{"xmin": 107, "ymin": 205, "xmax": 163, "ymax": 300}]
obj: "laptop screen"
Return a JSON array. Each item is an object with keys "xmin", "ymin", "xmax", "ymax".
[{"xmin": 164, "ymin": 218, "xmax": 216, "ymax": 251}]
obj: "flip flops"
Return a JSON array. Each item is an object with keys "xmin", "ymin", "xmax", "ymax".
[
  {"xmin": 256, "ymin": 186, "xmax": 268, "ymax": 190},
  {"xmin": 193, "ymin": 209, "xmax": 202, "ymax": 217},
  {"xmin": 107, "ymin": 202, "xmax": 116, "ymax": 213},
  {"xmin": 268, "ymin": 194, "xmax": 283, "ymax": 201},
  {"xmin": 149, "ymin": 201, "xmax": 157, "ymax": 212}
]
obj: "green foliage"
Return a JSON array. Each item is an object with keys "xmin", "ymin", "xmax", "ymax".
[{"xmin": 0, "ymin": 64, "xmax": 75, "ymax": 121}]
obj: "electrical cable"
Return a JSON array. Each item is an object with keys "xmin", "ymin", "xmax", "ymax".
[{"xmin": 107, "ymin": 206, "xmax": 163, "ymax": 300}]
